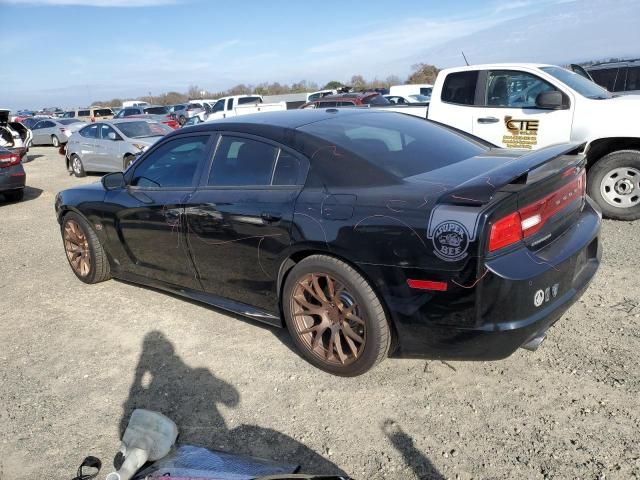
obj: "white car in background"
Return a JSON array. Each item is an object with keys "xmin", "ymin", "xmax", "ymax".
[
  {"xmin": 0, "ymin": 109, "xmax": 32, "ymax": 158},
  {"xmin": 384, "ymin": 94, "xmax": 431, "ymax": 104},
  {"xmin": 389, "ymin": 83, "xmax": 433, "ymax": 99}
]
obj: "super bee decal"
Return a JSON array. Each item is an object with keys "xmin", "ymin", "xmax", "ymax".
[
  {"xmin": 427, "ymin": 205, "xmax": 481, "ymax": 262},
  {"xmin": 502, "ymin": 116, "xmax": 539, "ymax": 150}
]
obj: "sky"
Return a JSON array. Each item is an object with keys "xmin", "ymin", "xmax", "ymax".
[{"xmin": 0, "ymin": 0, "xmax": 638, "ymax": 110}]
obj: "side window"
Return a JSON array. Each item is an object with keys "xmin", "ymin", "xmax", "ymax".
[
  {"xmin": 78, "ymin": 110, "xmax": 91, "ymax": 117},
  {"xmin": 80, "ymin": 124, "xmax": 98, "ymax": 139},
  {"xmin": 123, "ymin": 109, "xmax": 137, "ymax": 117},
  {"xmin": 131, "ymin": 135, "xmax": 209, "ymax": 188},
  {"xmin": 228, "ymin": 98, "xmax": 234, "ymax": 110},
  {"xmin": 441, "ymin": 71, "xmax": 479, "ymax": 105},
  {"xmin": 272, "ymin": 151, "xmax": 303, "ymax": 186},
  {"xmin": 420, "ymin": 87, "xmax": 433, "ymax": 96},
  {"xmin": 99, "ymin": 124, "xmax": 118, "ymax": 139},
  {"xmin": 33, "ymin": 121, "xmax": 45, "ymax": 129},
  {"xmin": 209, "ymin": 136, "xmax": 278, "ymax": 186},
  {"xmin": 337, "ymin": 101, "xmax": 355, "ymax": 107},
  {"xmin": 625, "ymin": 66, "xmax": 640, "ymax": 91},
  {"xmin": 485, "ymin": 70, "xmax": 555, "ymax": 108},
  {"xmin": 212, "ymin": 100, "xmax": 225, "ymax": 113},
  {"xmin": 43, "ymin": 121, "xmax": 55, "ymax": 128},
  {"xmin": 318, "ymin": 101, "xmax": 337, "ymax": 108}
]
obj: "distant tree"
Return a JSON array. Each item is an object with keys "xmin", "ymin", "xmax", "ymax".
[
  {"xmin": 350, "ymin": 75, "xmax": 367, "ymax": 91},
  {"xmin": 323, "ymin": 80, "xmax": 343, "ymax": 90},
  {"xmin": 407, "ymin": 63, "xmax": 439, "ymax": 84},
  {"xmin": 187, "ymin": 84, "xmax": 204, "ymax": 99},
  {"xmin": 385, "ymin": 75, "xmax": 403, "ymax": 87}
]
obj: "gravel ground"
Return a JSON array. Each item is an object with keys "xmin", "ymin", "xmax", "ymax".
[{"xmin": 0, "ymin": 146, "xmax": 639, "ymax": 480}]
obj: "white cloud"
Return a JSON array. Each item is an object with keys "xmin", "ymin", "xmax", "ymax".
[{"xmin": 0, "ymin": 0, "xmax": 178, "ymax": 6}]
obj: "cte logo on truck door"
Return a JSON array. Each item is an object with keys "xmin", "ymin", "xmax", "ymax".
[{"xmin": 502, "ymin": 116, "xmax": 539, "ymax": 150}]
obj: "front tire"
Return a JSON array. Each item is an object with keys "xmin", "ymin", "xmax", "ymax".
[
  {"xmin": 61, "ymin": 212, "xmax": 111, "ymax": 284},
  {"xmin": 51, "ymin": 135, "xmax": 60, "ymax": 147},
  {"xmin": 282, "ymin": 255, "xmax": 391, "ymax": 376},
  {"xmin": 178, "ymin": 115, "xmax": 186, "ymax": 126},
  {"xmin": 588, "ymin": 150, "xmax": 640, "ymax": 220},
  {"xmin": 71, "ymin": 154, "xmax": 86, "ymax": 178}
]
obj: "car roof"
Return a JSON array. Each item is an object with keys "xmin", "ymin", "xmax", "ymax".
[
  {"xmin": 184, "ymin": 108, "xmax": 373, "ymax": 132},
  {"xmin": 586, "ymin": 59, "xmax": 640, "ymax": 70},
  {"xmin": 440, "ymin": 63, "xmax": 553, "ymax": 74}
]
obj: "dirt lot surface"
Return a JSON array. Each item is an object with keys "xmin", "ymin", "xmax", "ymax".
[{"xmin": 1, "ymin": 146, "xmax": 639, "ymax": 480}]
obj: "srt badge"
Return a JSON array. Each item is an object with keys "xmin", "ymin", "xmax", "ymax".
[{"xmin": 432, "ymin": 220, "xmax": 470, "ymax": 261}]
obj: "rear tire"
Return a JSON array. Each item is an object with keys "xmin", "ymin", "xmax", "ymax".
[
  {"xmin": 588, "ymin": 150, "xmax": 640, "ymax": 220},
  {"xmin": 282, "ymin": 255, "xmax": 391, "ymax": 376},
  {"xmin": 51, "ymin": 135, "xmax": 60, "ymax": 147},
  {"xmin": 178, "ymin": 115, "xmax": 186, "ymax": 126},
  {"xmin": 3, "ymin": 189, "xmax": 24, "ymax": 202},
  {"xmin": 71, "ymin": 154, "xmax": 86, "ymax": 178},
  {"xmin": 61, "ymin": 212, "xmax": 111, "ymax": 284}
]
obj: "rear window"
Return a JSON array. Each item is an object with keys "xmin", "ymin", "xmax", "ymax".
[
  {"xmin": 116, "ymin": 121, "xmax": 172, "ymax": 139},
  {"xmin": 144, "ymin": 106, "xmax": 169, "ymax": 115},
  {"xmin": 93, "ymin": 108, "xmax": 113, "ymax": 117},
  {"xmin": 362, "ymin": 94, "xmax": 390, "ymax": 105},
  {"xmin": 441, "ymin": 71, "xmax": 479, "ymax": 105},
  {"xmin": 299, "ymin": 112, "xmax": 489, "ymax": 182},
  {"xmin": 238, "ymin": 96, "xmax": 262, "ymax": 105}
]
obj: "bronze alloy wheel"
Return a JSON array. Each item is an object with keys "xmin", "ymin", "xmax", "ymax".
[
  {"xmin": 290, "ymin": 273, "xmax": 366, "ymax": 366},
  {"xmin": 63, "ymin": 219, "xmax": 91, "ymax": 277}
]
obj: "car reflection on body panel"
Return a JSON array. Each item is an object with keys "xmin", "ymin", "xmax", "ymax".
[{"xmin": 66, "ymin": 119, "xmax": 173, "ymax": 177}]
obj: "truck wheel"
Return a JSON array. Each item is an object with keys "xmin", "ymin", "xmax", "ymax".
[{"xmin": 588, "ymin": 150, "xmax": 640, "ymax": 221}]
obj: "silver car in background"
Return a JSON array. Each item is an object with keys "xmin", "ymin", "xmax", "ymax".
[
  {"xmin": 65, "ymin": 119, "xmax": 173, "ymax": 177},
  {"xmin": 31, "ymin": 118, "xmax": 85, "ymax": 147}
]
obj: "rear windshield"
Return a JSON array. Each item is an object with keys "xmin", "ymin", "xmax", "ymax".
[
  {"xmin": 299, "ymin": 112, "xmax": 489, "ymax": 180},
  {"xmin": 116, "ymin": 121, "xmax": 172, "ymax": 138},
  {"xmin": 144, "ymin": 106, "xmax": 169, "ymax": 115},
  {"xmin": 362, "ymin": 94, "xmax": 390, "ymax": 105},
  {"xmin": 59, "ymin": 119, "xmax": 82, "ymax": 125}
]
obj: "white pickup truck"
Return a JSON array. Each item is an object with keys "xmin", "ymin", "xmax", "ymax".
[
  {"xmin": 426, "ymin": 63, "xmax": 640, "ymax": 220},
  {"xmin": 205, "ymin": 95, "xmax": 287, "ymax": 122}
]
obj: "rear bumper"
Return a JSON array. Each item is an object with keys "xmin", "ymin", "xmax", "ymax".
[
  {"xmin": 0, "ymin": 165, "xmax": 26, "ymax": 192},
  {"xmin": 384, "ymin": 198, "xmax": 602, "ymax": 360}
]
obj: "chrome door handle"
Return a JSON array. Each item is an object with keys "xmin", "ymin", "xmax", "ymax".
[{"xmin": 477, "ymin": 117, "xmax": 500, "ymax": 124}]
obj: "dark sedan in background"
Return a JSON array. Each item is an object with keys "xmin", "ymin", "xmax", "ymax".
[
  {"xmin": 0, "ymin": 146, "xmax": 26, "ymax": 202},
  {"xmin": 55, "ymin": 109, "xmax": 601, "ymax": 376}
]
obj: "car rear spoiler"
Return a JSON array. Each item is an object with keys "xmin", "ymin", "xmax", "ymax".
[{"xmin": 443, "ymin": 142, "xmax": 586, "ymax": 205}]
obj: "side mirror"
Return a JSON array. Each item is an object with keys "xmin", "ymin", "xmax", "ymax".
[
  {"xmin": 107, "ymin": 132, "xmax": 118, "ymax": 141},
  {"xmin": 102, "ymin": 171, "xmax": 125, "ymax": 190},
  {"xmin": 535, "ymin": 90, "xmax": 567, "ymax": 110}
]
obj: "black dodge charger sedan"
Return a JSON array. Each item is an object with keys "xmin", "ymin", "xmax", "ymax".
[{"xmin": 55, "ymin": 109, "xmax": 601, "ymax": 376}]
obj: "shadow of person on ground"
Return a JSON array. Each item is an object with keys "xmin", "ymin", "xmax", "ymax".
[
  {"xmin": 383, "ymin": 419, "xmax": 445, "ymax": 480},
  {"xmin": 119, "ymin": 330, "xmax": 347, "ymax": 476}
]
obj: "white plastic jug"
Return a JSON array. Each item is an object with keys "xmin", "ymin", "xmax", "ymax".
[{"xmin": 106, "ymin": 409, "xmax": 178, "ymax": 480}]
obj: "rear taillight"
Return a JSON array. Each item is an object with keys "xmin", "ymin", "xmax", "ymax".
[
  {"xmin": 0, "ymin": 152, "xmax": 21, "ymax": 168},
  {"xmin": 488, "ymin": 170, "xmax": 586, "ymax": 252}
]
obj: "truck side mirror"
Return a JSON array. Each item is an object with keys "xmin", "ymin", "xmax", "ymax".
[{"xmin": 535, "ymin": 90, "xmax": 567, "ymax": 110}]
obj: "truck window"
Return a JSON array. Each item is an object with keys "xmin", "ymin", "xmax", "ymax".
[
  {"xmin": 485, "ymin": 70, "xmax": 555, "ymax": 108},
  {"xmin": 228, "ymin": 98, "xmax": 234, "ymax": 110},
  {"xmin": 238, "ymin": 96, "xmax": 262, "ymax": 105},
  {"xmin": 419, "ymin": 87, "xmax": 433, "ymax": 97},
  {"xmin": 539, "ymin": 66, "xmax": 611, "ymax": 99},
  {"xmin": 212, "ymin": 100, "xmax": 225, "ymax": 113},
  {"xmin": 589, "ymin": 68, "xmax": 619, "ymax": 92},
  {"xmin": 625, "ymin": 66, "xmax": 640, "ymax": 91},
  {"xmin": 441, "ymin": 71, "xmax": 478, "ymax": 105}
]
